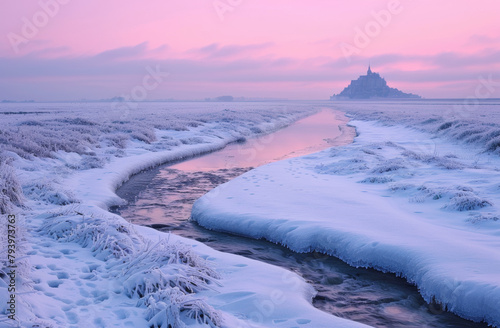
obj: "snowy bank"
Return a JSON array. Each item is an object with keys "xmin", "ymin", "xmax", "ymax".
[
  {"xmin": 1, "ymin": 102, "xmax": 369, "ymax": 327},
  {"xmin": 192, "ymin": 120, "xmax": 500, "ymax": 327}
]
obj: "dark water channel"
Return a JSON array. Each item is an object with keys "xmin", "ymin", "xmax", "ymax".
[{"xmin": 112, "ymin": 110, "xmax": 488, "ymax": 328}]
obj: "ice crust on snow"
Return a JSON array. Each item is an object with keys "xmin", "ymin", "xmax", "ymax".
[{"xmin": 192, "ymin": 118, "xmax": 500, "ymax": 327}]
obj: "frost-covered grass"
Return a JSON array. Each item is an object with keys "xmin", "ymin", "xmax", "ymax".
[
  {"xmin": 0, "ymin": 102, "xmax": 314, "ymax": 163},
  {"xmin": 408, "ymin": 185, "xmax": 493, "ymax": 211},
  {"xmin": 332, "ymin": 99, "xmax": 500, "ymax": 155},
  {"xmin": 0, "ymin": 153, "xmax": 24, "ymax": 214},
  {"xmin": 22, "ymin": 180, "xmax": 78, "ymax": 206},
  {"xmin": 39, "ymin": 208, "xmax": 222, "ymax": 327},
  {"xmin": 370, "ymin": 158, "xmax": 407, "ymax": 174},
  {"xmin": 467, "ymin": 213, "xmax": 500, "ymax": 223}
]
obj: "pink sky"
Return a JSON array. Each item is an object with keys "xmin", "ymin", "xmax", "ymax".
[{"xmin": 1, "ymin": 0, "xmax": 500, "ymax": 100}]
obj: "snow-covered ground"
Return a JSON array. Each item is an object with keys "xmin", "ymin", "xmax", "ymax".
[
  {"xmin": 1, "ymin": 102, "xmax": 372, "ymax": 327},
  {"xmin": 192, "ymin": 100, "xmax": 500, "ymax": 327}
]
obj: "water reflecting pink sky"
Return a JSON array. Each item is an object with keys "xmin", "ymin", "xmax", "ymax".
[{"xmin": 171, "ymin": 109, "xmax": 354, "ymax": 171}]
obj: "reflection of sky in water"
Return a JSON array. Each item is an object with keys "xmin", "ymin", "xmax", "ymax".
[
  {"xmin": 114, "ymin": 109, "xmax": 488, "ymax": 328},
  {"xmin": 171, "ymin": 109, "xmax": 353, "ymax": 171}
]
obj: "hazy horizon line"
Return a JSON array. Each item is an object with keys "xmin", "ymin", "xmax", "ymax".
[{"xmin": 3, "ymin": 97, "xmax": 500, "ymax": 104}]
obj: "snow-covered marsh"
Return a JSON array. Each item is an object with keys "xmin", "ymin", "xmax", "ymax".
[
  {"xmin": 332, "ymin": 99, "xmax": 500, "ymax": 155},
  {"xmin": 192, "ymin": 101, "xmax": 500, "ymax": 327},
  {"xmin": 0, "ymin": 101, "xmax": 372, "ymax": 327},
  {"xmin": 0, "ymin": 102, "xmax": 314, "ymax": 161}
]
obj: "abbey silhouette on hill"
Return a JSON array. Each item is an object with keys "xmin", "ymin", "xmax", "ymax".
[{"xmin": 331, "ymin": 66, "xmax": 421, "ymax": 100}]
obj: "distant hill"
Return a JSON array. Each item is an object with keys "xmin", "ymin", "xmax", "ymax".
[
  {"xmin": 331, "ymin": 67, "xmax": 421, "ymax": 100},
  {"xmin": 2, "ymin": 100, "xmax": 35, "ymax": 103}
]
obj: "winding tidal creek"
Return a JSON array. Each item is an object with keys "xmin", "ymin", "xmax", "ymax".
[{"xmin": 112, "ymin": 109, "xmax": 488, "ymax": 328}]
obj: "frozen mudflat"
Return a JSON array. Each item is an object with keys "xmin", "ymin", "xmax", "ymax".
[
  {"xmin": 116, "ymin": 107, "xmax": 492, "ymax": 327},
  {"xmin": 2, "ymin": 100, "xmax": 500, "ymax": 327},
  {"xmin": 0, "ymin": 102, "xmax": 370, "ymax": 327},
  {"xmin": 192, "ymin": 115, "xmax": 500, "ymax": 327}
]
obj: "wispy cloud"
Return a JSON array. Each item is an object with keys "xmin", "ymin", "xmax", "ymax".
[
  {"xmin": 94, "ymin": 42, "xmax": 150, "ymax": 60},
  {"xmin": 189, "ymin": 42, "xmax": 274, "ymax": 59},
  {"xmin": 466, "ymin": 34, "xmax": 500, "ymax": 46}
]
